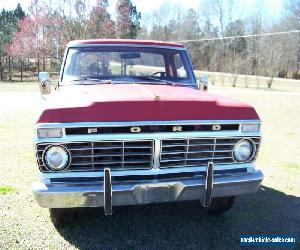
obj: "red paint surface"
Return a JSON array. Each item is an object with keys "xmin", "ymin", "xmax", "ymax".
[
  {"xmin": 68, "ymin": 39, "xmax": 185, "ymax": 48},
  {"xmin": 37, "ymin": 84, "xmax": 259, "ymax": 123}
]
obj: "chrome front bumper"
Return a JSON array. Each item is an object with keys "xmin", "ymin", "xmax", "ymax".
[{"xmin": 31, "ymin": 170, "xmax": 263, "ymax": 209}]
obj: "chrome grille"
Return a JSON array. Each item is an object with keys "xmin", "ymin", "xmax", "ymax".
[
  {"xmin": 160, "ymin": 137, "xmax": 260, "ymax": 168},
  {"xmin": 36, "ymin": 140, "xmax": 154, "ymax": 172},
  {"xmin": 36, "ymin": 137, "xmax": 260, "ymax": 172}
]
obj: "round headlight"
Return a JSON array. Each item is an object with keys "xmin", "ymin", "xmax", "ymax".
[
  {"xmin": 43, "ymin": 145, "xmax": 70, "ymax": 171},
  {"xmin": 233, "ymin": 139, "xmax": 254, "ymax": 162}
]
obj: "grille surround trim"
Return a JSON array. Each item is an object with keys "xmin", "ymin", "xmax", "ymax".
[{"xmin": 64, "ymin": 124, "xmax": 240, "ymax": 135}]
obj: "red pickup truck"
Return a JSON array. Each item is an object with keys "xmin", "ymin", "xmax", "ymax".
[{"xmin": 32, "ymin": 39, "xmax": 263, "ymax": 224}]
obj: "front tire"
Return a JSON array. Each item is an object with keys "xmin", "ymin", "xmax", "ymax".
[
  {"xmin": 49, "ymin": 208, "xmax": 74, "ymax": 225},
  {"xmin": 204, "ymin": 196, "xmax": 235, "ymax": 215}
]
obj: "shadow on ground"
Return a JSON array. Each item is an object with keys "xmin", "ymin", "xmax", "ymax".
[{"xmin": 55, "ymin": 186, "xmax": 300, "ymax": 249}]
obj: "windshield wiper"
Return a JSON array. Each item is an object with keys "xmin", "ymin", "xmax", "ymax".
[
  {"xmin": 70, "ymin": 78, "xmax": 113, "ymax": 85},
  {"xmin": 139, "ymin": 76, "xmax": 176, "ymax": 86}
]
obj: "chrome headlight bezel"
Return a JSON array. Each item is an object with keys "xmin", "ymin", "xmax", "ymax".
[
  {"xmin": 42, "ymin": 145, "xmax": 71, "ymax": 171},
  {"xmin": 233, "ymin": 139, "xmax": 256, "ymax": 163}
]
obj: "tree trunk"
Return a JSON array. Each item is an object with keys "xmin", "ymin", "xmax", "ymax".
[
  {"xmin": 43, "ymin": 57, "xmax": 46, "ymax": 71},
  {"xmin": 297, "ymin": 41, "xmax": 300, "ymax": 73},
  {"xmin": 8, "ymin": 57, "xmax": 12, "ymax": 81},
  {"xmin": 20, "ymin": 59, "xmax": 23, "ymax": 82},
  {"xmin": 37, "ymin": 58, "xmax": 40, "ymax": 76},
  {"xmin": 0, "ymin": 56, "xmax": 3, "ymax": 81}
]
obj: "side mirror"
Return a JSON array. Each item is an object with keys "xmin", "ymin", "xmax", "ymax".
[
  {"xmin": 39, "ymin": 72, "xmax": 51, "ymax": 95},
  {"xmin": 197, "ymin": 75, "xmax": 208, "ymax": 91}
]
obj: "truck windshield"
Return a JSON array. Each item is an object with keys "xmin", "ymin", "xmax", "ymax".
[{"xmin": 61, "ymin": 46, "xmax": 196, "ymax": 86}]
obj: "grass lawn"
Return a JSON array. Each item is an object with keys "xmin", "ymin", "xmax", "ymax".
[
  {"xmin": 0, "ymin": 186, "xmax": 14, "ymax": 195},
  {"xmin": 0, "ymin": 82, "xmax": 299, "ymax": 249}
]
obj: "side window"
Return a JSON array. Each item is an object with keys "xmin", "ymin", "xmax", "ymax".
[{"xmin": 174, "ymin": 53, "xmax": 187, "ymax": 78}]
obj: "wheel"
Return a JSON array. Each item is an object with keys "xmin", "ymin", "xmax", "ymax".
[
  {"xmin": 49, "ymin": 208, "xmax": 74, "ymax": 225},
  {"xmin": 203, "ymin": 196, "xmax": 235, "ymax": 215}
]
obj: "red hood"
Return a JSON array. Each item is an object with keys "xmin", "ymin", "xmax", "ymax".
[{"xmin": 37, "ymin": 84, "xmax": 259, "ymax": 123}]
